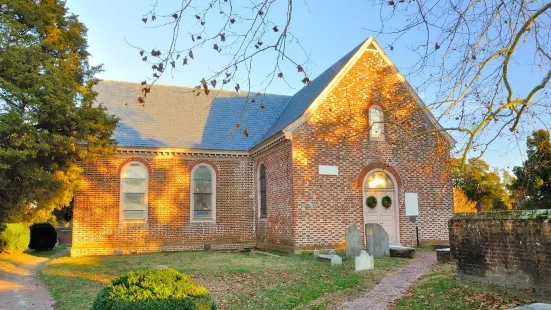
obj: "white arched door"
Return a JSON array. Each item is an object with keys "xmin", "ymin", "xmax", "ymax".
[{"xmin": 363, "ymin": 170, "xmax": 399, "ymax": 244}]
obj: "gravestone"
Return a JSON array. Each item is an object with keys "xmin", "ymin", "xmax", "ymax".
[
  {"xmin": 355, "ymin": 250, "xmax": 374, "ymax": 271},
  {"xmin": 345, "ymin": 224, "xmax": 362, "ymax": 259},
  {"xmin": 331, "ymin": 255, "xmax": 342, "ymax": 265},
  {"xmin": 328, "ymin": 250, "xmax": 336, "ymax": 255},
  {"xmin": 318, "ymin": 254, "xmax": 342, "ymax": 265},
  {"xmin": 365, "ymin": 223, "xmax": 390, "ymax": 257},
  {"xmin": 313, "ymin": 250, "xmax": 320, "ymax": 258}
]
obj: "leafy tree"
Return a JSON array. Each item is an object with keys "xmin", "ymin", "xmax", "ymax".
[
  {"xmin": 452, "ymin": 158, "xmax": 512, "ymax": 211},
  {"xmin": 0, "ymin": 0, "xmax": 118, "ymax": 225},
  {"xmin": 510, "ymin": 129, "xmax": 551, "ymax": 209},
  {"xmin": 453, "ymin": 188, "xmax": 477, "ymax": 213}
]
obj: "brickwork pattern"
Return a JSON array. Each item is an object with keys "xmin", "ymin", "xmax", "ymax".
[
  {"xmin": 72, "ymin": 156, "xmax": 254, "ymax": 257},
  {"xmin": 291, "ymin": 49, "xmax": 453, "ymax": 249},
  {"xmin": 73, "ymin": 46, "xmax": 454, "ymax": 256},
  {"xmin": 253, "ymin": 141, "xmax": 295, "ymax": 251},
  {"xmin": 450, "ymin": 212, "xmax": 551, "ymax": 293}
]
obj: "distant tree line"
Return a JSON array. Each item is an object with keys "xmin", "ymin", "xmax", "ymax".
[{"xmin": 454, "ymin": 129, "xmax": 551, "ymax": 211}]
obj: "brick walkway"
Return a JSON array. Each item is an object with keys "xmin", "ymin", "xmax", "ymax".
[
  {"xmin": 0, "ymin": 249, "xmax": 68, "ymax": 310},
  {"xmin": 339, "ymin": 251, "xmax": 437, "ymax": 310}
]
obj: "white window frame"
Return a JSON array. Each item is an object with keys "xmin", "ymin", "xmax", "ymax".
[
  {"xmin": 190, "ymin": 164, "xmax": 217, "ymax": 222},
  {"xmin": 369, "ymin": 105, "xmax": 385, "ymax": 141},
  {"xmin": 119, "ymin": 161, "xmax": 149, "ymax": 223}
]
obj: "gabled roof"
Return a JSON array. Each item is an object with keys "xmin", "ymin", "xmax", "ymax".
[
  {"xmin": 95, "ymin": 81, "xmax": 290, "ymax": 151},
  {"xmin": 97, "ymin": 37, "xmax": 454, "ymax": 152},
  {"xmin": 260, "ymin": 41, "xmax": 364, "ymax": 141}
]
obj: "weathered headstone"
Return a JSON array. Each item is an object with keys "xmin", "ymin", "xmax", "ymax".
[
  {"xmin": 355, "ymin": 250, "xmax": 374, "ymax": 271},
  {"xmin": 345, "ymin": 224, "xmax": 362, "ymax": 259},
  {"xmin": 313, "ymin": 250, "xmax": 320, "ymax": 258},
  {"xmin": 365, "ymin": 223, "xmax": 390, "ymax": 257},
  {"xmin": 331, "ymin": 255, "xmax": 342, "ymax": 265},
  {"xmin": 328, "ymin": 250, "xmax": 336, "ymax": 255}
]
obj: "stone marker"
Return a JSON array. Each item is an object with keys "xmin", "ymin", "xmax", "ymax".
[
  {"xmin": 318, "ymin": 253, "xmax": 343, "ymax": 265},
  {"xmin": 389, "ymin": 246, "xmax": 415, "ymax": 258},
  {"xmin": 345, "ymin": 224, "xmax": 362, "ymax": 260},
  {"xmin": 328, "ymin": 250, "xmax": 336, "ymax": 255},
  {"xmin": 313, "ymin": 250, "xmax": 320, "ymax": 258},
  {"xmin": 154, "ymin": 265, "xmax": 168, "ymax": 269},
  {"xmin": 331, "ymin": 255, "xmax": 342, "ymax": 265},
  {"xmin": 436, "ymin": 248, "xmax": 451, "ymax": 263},
  {"xmin": 365, "ymin": 223, "xmax": 390, "ymax": 257},
  {"xmin": 318, "ymin": 254, "xmax": 332, "ymax": 261},
  {"xmin": 355, "ymin": 250, "xmax": 374, "ymax": 271}
]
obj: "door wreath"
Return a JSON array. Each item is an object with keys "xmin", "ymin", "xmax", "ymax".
[
  {"xmin": 366, "ymin": 196, "xmax": 377, "ymax": 209},
  {"xmin": 381, "ymin": 195, "xmax": 392, "ymax": 208}
]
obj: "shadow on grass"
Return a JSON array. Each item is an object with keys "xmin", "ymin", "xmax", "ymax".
[
  {"xmin": 40, "ymin": 250, "xmax": 409, "ymax": 310},
  {"xmin": 25, "ymin": 244, "xmax": 70, "ymax": 259},
  {"xmin": 395, "ymin": 263, "xmax": 551, "ymax": 310}
]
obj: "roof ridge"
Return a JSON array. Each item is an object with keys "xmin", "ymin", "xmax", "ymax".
[
  {"xmin": 98, "ymin": 79, "xmax": 290, "ymax": 98},
  {"xmin": 252, "ymin": 39, "xmax": 367, "ymax": 147}
]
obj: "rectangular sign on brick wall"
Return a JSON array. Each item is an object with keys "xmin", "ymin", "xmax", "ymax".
[
  {"xmin": 319, "ymin": 165, "xmax": 338, "ymax": 175},
  {"xmin": 405, "ymin": 193, "xmax": 419, "ymax": 216}
]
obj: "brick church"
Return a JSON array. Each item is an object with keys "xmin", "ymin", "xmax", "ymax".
[{"xmin": 71, "ymin": 37, "xmax": 454, "ymax": 257}]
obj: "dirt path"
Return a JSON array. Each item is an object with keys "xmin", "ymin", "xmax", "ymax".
[
  {"xmin": 0, "ymin": 249, "xmax": 68, "ymax": 310},
  {"xmin": 338, "ymin": 251, "xmax": 437, "ymax": 310}
]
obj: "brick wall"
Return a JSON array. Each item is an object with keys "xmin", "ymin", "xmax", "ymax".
[
  {"xmin": 71, "ymin": 155, "xmax": 255, "ymax": 257},
  {"xmin": 290, "ymin": 48, "xmax": 453, "ymax": 249},
  {"xmin": 253, "ymin": 140, "xmax": 295, "ymax": 252},
  {"xmin": 73, "ymin": 44, "xmax": 454, "ymax": 256},
  {"xmin": 450, "ymin": 211, "xmax": 551, "ymax": 293}
]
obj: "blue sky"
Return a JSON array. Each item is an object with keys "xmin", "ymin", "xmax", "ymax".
[{"xmin": 65, "ymin": 0, "xmax": 546, "ymax": 171}]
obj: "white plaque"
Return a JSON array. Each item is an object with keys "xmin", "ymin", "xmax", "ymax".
[{"xmin": 319, "ymin": 165, "xmax": 338, "ymax": 175}]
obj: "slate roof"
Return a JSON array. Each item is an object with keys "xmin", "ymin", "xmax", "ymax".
[
  {"xmin": 96, "ymin": 38, "xmax": 452, "ymax": 151},
  {"xmin": 95, "ymin": 82, "xmax": 290, "ymax": 151}
]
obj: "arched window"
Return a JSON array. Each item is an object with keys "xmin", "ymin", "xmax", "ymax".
[
  {"xmin": 120, "ymin": 161, "xmax": 149, "ymax": 222},
  {"xmin": 259, "ymin": 164, "xmax": 267, "ymax": 218},
  {"xmin": 190, "ymin": 164, "xmax": 216, "ymax": 221},
  {"xmin": 364, "ymin": 171, "xmax": 395, "ymax": 190},
  {"xmin": 369, "ymin": 105, "xmax": 385, "ymax": 140}
]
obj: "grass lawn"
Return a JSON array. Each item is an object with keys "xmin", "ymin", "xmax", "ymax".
[
  {"xmin": 395, "ymin": 263, "xmax": 551, "ymax": 310},
  {"xmin": 41, "ymin": 250, "xmax": 408, "ymax": 310}
]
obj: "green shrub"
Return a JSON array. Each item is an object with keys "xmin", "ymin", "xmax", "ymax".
[
  {"xmin": 0, "ymin": 223, "xmax": 30, "ymax": 253},
  {"xmin": 91, "ymin": 268, "xmax": 217, "ymax": 310},
  {"xmin": 29, "ymin": 222, "xmax": 57, "ymax": 251}
]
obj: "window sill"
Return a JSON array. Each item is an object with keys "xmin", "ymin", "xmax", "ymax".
[
  {"xmin": 370, "ymin": 138, "xmax": 385, "ymax": 142},
  {"xmin": 190, "ymin": 219, "xmax": 216, "ymax": 224},
  {"xmin": 118, "ymin": 221, "xmax": 148, "ymax": 228}
]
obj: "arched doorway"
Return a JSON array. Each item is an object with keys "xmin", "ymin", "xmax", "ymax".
[{"xmin": 363, "ymin": 170, "xmax": 399, "ymax": 244}]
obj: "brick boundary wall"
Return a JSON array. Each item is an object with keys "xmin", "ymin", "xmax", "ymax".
[{"xmin": 450, "ymin": 210, "xmax": 551, "ymax": 294}]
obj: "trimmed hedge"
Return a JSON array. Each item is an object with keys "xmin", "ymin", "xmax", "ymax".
[
  {"xmin": 29, "ymin": 222, "xmax": 57, "ymax": 251},
  {"xmin": 0, "ymin": 223, "xmax": 30, "ymax": 253},
  {"xmin": 91, "ymin": 268, "xmax": 217, "ymax": 310}
]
